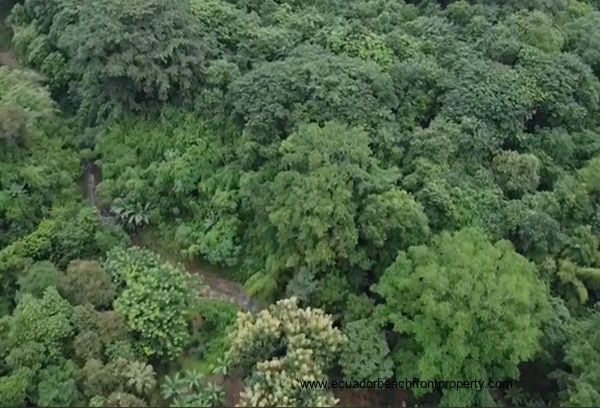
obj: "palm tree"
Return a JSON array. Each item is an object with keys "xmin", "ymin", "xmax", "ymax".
[
  {"xmin": 204, "ymin": 382, "xmax": 225, "ymax": 407},
  {"xmin": 125, "ymin": 361, "xmax": 157, "ymax": 396},
  {"xmin": 212, "ymin": 355, "xmax": 230, "ymax": 375},
  {"xmin": 184, "ymin": 369, "xmax": 205, "ymax": 392},
  {"xmin": 160, "ymin": 373, "xmax": 184, "ymax": 401}
]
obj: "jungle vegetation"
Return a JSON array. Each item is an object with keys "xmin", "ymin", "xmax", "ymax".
[{"xmin": 1, "ymin": 0, "xmax": 600, "ymax": 406}]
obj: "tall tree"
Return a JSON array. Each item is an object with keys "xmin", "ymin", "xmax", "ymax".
[
  {"xmin": 58, "ymin": 0, "xmax": 208, "ymax": 123},
  {"xmin": 374, "ymin": 228, "xmax": 550, "ymax": 406},
  {"xmin": 562, "ymin": 310, "xmax": 600, "ymax": 406}
]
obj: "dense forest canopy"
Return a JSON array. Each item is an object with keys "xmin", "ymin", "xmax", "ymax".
[{"xmin": 1, "ymin": 0, "xmax": 600, "ymax": 406}]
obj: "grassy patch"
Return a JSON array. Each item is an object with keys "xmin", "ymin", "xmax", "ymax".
[{"xmin": 167, "ymin": 298, "xmax": 238, "ymax": 376}]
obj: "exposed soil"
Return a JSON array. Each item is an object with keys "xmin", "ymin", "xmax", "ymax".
[
  {"xmin": 0, "ymin": 50, "xmax": 17, "ymax": 68},
  {"xmin": 129, "ymin": 230, "xmax": 258, "ymax": 311},
  {"xmin": 82, "ymin": 160, "xmax": 258, "ymax": 312},
  {"xmin": 182, "ymin": 258, "xmax": 260, "ymax": 312}
]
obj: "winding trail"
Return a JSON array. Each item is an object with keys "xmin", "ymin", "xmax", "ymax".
[
  {"xmin": 84, "ymin": 161, "xmax": 259, "ymax": 311},
  {"xmin": 180, "ymin": 258, "xmax": 260, "ymax": 312},
  {"xmin": 129, "ymin": 232, "xmax": 260, "ymax": 312},
  {"xmin": 0, "ymin": 51, "xmax": 17, "ymax": 68}
]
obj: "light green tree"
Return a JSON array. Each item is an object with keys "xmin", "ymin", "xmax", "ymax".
[
  {"xmin": 3, "ymin": 287, "xmax": 73, "ymax": 369},
  {"xmin": 492, "ymin": 150, "xmax": 541, "ymax": 198},
  {"xmin": 340, "ymin": 318, "xmax": 393, "ymax": 382},
  {"xmin": 374, "ymin": 228, "xmax": 550, "ymax": 406},
  {"xmin": 110, "ymin": 247, "xmax": 193, "ymax": 359}
]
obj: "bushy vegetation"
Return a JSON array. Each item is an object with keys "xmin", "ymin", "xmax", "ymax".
[{"xmin": 2, "ymin": 0, "xmax": 600, "ymax": 406}]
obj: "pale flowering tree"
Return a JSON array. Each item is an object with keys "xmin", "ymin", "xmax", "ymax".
[{"xmin": 226, "ymin": 297, "xmax": 346, "ymax": 407}]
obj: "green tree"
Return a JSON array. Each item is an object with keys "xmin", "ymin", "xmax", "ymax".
[
  {"xmin": 562, "ymin": 310, "xmax": 600, "ymax": 406},
  {"xmin": 59, "ymin": 260, "xmax": 116, "ymax": 308},
  {"xmin": 79, "ymin": 357, "xmax": 155, "ymax": 403},
  {"xmin": 0, "ymin": 369, "xmax": 32, "ymax": 407},
  {"xmin": 359, "ymin": 189, "xmax": 430, "ymax": 267},
  {"xmin": 374, "ymin": 228, "xmax": 550, "ymax": 406},
  {"xmin": 340, "ymin": 319, "xmax": 393, "ymax": 382},
  {"xmin": 519, "ymin": 50, "xmax": 600, "ymax": 131},
  {"xmin": 228, "ymin": 46, "xmax": 396, "ymax": 141},
  {"xmin": 3, "ymin": 287, "xmax": 73, "ymax": 369},
  {"xmin": 441, "ymin": 58, "xmax": 539, "ymax": 135},
  {"xmin": 243, "ymin": 121, "xmax": 400, "ymax": 300},
  {"xmin": 58, "ymin": 0, "xmax": 207, "ymax": 123},
  {"xmin": 160, "ymin": 370, "xmax": 224, "ymax": 408},
  {"xmin": 565, "ymin": 12, "xmax": 600, "ymax": 76},
  {"xmin": 506, "ymin": 10, "xmax": 565, "ymax": 53},
  {"xmin": 492, "ymin": 150, "xmax": 541, "ymax": 198},
  {"xmin": 15, "ymin": 261, "xmax": 61, "ymax": 302},
  {"xmin": 35, "ymin": 359, "xmax": 80, "ymax": 407},
  {"xmin": 123, "ymin": 361, "xmax": 156, "ymax": 397},
  {"xmin": 0, "ymin": 67, "xmax": 78, "ymax": 247},
  {"xmin": 110, "ymin": 247, "xmax": 193, "ymax": 359},
  {"xmin": 105, "ymin": 391, "xmax": 147, "ymax": 407}
]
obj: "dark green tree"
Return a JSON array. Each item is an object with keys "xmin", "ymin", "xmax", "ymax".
[
  {"xmin": 59, "ymin": 260, "xmax": 116, "ymax": 308},
  {"xmin": 58, "ymin": 0, "xmax": 208, "ymax": 123}
]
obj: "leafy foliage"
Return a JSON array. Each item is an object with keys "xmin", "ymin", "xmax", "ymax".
[
  {"xmin": 109, "ymin": 247, "xmax": 194, "ymax": 359},
  {"xmin": 160, "ymin": 369, "xmax": 224, "ymax": 407},
  {"xmin": 5, "ymin": 0, "xmax": 600, "ymax": 405},
  {"xmin": 562, "ymin": 310, "xmax": 600, "ymax": 406},
  {"xmin": 340, "ymin": 318, "xmax": 393, "ymax": 382},
  {"xmin": 59, "ymin": 260, "xmax": 116, "ymax": 308},
  {"xmin": 10, "ymin": 0, "xmax": 208, "ymax": 123},
  {"xmin": 0, "ymin": 204, "xmax": 128, "ymax": 314},
  {"xmin": 0, "ymin": 67, "xmax": 77, "ymax": 247},
  {"xmin": 229, "ymin": 46, "xmax": 396, "ymax": 140},
  {"xmin": 1, "ymin": 287, "xmax": 73, "ymax": 380},
  {"xmin": 15, "ymin": 261, "xmax": 61, "ymax": 301},
  {"xmin": 374, "ymin": 229, "xmax": 551, "ymax": 406}
]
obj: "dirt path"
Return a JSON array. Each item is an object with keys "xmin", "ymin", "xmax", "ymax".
[
  {"xmin": 182, "ymin": 258, "xmax": 260, "ymax": 312},
  {"xmin": 128, "ymin": 229, "xmax": 259, "ymax": 312},
  {"xmin": 0, "ymin": 50, "xmax": 18, "ymax": 68},
  {"xmin": 130, "ymin": 235, "xmax": 260, "ymax": 311}
]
